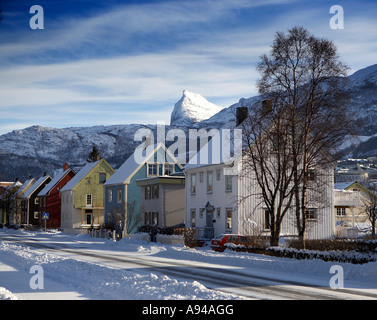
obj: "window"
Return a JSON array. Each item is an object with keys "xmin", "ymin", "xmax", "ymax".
[
  {"xmin": 151, "ymin": 212, "xmax": 158, "ymax": 225},
  {"xmin": 336, "ymin": 207, "xmax": 347, "ymax": 216},
  {"xmin": 152, "ymin": 185, "xmax": 159, "ymax": 199},
  {"xmin": 264, "ymin": 209, "xmax": 270, "ymax": 230},
  {"xmin": 86, "ymin": 194, "xmax": 92, "ymax": 206},
  {"xmin": 117, "ymin": 189, "xmax": 122, "ymax": 203},
  {"xmin": 148, "ymin": 163, "xmax": 158, "ymax": 176},
  {"xmin": 145, "ymin": 212, "xmax": 150, "ymax": 225},
  {"xmin": 190, "ymin": 173, "xmax": 196, "ymax": 194},
  {"xmin": 207, "ymin": 171, "xmax": 213, "ymax": 193},
  {"xmin": 226, "ymin": 208, "xmax": 232, "ymax": 230},
  {"xmin": 216, "ymin": 169, "xmax": 221, "ymax": 181},
  {"xmin": 164, "ymin": 164, "xmax": 174, "ymax": 176},
  {"xmin": 191, "ymin": 209, "xmax": 196, "ymax": 227},
  {"xmin": 272, "ymin": 133, "xmax": 279, "ymax": 152},
  {"xmin": 306, "ymin": 209, "xmax": 317, "ymax": 220},
  {"xmin": 99, "ymin": 173, "xmax": 106, "ymax": 184},
  {"xmin": 108, "ymin": 189, "xmax": 112, "ymax": 202},
  {"xmin": 34, "ymin": 211, "xmax": 39, "ymax": 219},
  {"xmin": 216, "ymin": 207, "xmax": 221, "ymax": 218},
  {"xmin": 308, "ymin": 170, "xmax": 315, "ymax": 181},
  {"xmin": 225, "ymin": 175, "xmax": 232, "ymax": 192},
  {"xmin": 145, "ymin": 186, "xmax": 151, "ymax": 200},
  {"xmin": 199, "ymin": 172, "xmax": 204, "ymax": 182},
  {"xmin": 34, "ymin": 198, "xmax": 39, "ymax": 205},
  {"xmin": 144, "ymin": 212, "xmax": 159, "ymax": 225}
]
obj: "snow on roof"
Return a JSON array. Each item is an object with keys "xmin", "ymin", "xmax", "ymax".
[
  {"xmin": 60, "ymin": 160, "xmax": 101, "ymax": 192},
  {"xmin": 14, "ymin": 178, "xmax": 35, "ymax": 197},
  {"xmin": 38, "ymin": 168, "xmax": 73, "ymax": 197},
  {"xmin": 334, "ymin": 181, "xmax": 358, "ymax": 190},
  {"xmin": 22, "ymin": 175, "xmax": 51, "ymax": 199}
]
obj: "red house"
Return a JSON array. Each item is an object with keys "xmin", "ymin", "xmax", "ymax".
[{"xmin": 37, "ymin": 163, "xmax": 75, "ymax": 229}]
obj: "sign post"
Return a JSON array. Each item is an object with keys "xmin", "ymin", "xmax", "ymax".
[{"xmin": 42, "ymin": 212, "xmax": 49, "ymax": 232}]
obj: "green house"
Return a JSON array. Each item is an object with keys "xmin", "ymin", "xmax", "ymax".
[{"xmin": 60, "ymin": 158, "xmax": 115, "ymax": 234}]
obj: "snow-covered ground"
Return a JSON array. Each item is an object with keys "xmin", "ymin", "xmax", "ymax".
[{"xmin": 1, "ymin": 228, "xmax": 377, "ymax": 300}]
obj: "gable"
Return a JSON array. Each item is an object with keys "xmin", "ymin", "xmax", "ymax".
[
  {"xmin": 61, "ymin": 159, "xmax": 114, "ymax": 192},
  {"xmin": 104, "ymin": 142, "xmax": 183, "ymax": 186}
]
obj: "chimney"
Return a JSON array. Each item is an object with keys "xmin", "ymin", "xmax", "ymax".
[
  {"xmin": 236, "ymin": 107, "xmax": 248, "ymax": 126},
  {"xmin": 43, "ymin": 172, "xmax": 47, "ymax": 176},
  {"xmin": 63, "ymin": 162, "xmax": 69, "ymax": 171},
  {"xmin": 262, "ymin": 100, "xmax": 272, "ymax": 116}
]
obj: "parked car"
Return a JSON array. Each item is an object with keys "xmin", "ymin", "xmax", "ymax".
[{"xmin": 210, "ymin": 234, "xmax": 248, "ymax": 252}]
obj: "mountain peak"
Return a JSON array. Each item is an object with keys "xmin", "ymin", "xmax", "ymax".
[
  {"xmin": 348, "ymin": 64, "xmax": 377, "ymax": 86},
  {"xmin": 170, "ymin": 90, "xmax": 223, "ymax": 127}
]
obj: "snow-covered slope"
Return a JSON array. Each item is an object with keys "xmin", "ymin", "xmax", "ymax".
[{"xmin": 170, "ymin": 90, "xmax": 223, "ymax": 127}]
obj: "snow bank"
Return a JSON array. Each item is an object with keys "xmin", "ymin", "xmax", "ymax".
[
  {"xmin": 0, "ymin": 236, "xmax": 237, "ymax": 300},
  {"xmin": 0, "ymin": 287, "xmax": 18, "ymax": 300}
]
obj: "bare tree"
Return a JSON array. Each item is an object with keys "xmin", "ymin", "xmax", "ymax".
[
  {"xmin": 257, "ymin": 26, "xmax": 352, "ymax": 244},
  {"xmin": 361, "ymin": 183, "xmax": 377, "ymax": 239},
  {"xmin": 239, "ymin": 100, "xmax": 297, "ymax": 246}
]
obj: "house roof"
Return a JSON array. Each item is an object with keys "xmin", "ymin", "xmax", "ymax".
[
  {"xmin": 14, "ymin": 178, "xmax": 36, "ymax": 197},
  {"xmin": 334, "ymin": 181, "xmax": 358, "ymax": 190},
  {"xmin": 22, "ymin": 175, "xmax": 51, "ymax": 199},
  {"xmin": 136, "ymin": 175, "xmax": 185, "ymax": 187},
  {"xmin": 60, "ymin": 160, "xmax": 102, "ymax": 192},
  {"xmin": 37, "ymin": 168, "xmax": 74, "ymax": 197},
  {"xmin": 104, "ymin": 142, "xmax": 182, "ymax": 187},
  {"xmin": 0, "ymin": 181, "xmax": 22, "ymax": 199}
]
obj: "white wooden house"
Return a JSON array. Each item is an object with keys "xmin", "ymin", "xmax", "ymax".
[{"xmin": 184, "ymin": 109, "xmax": 335, "ymax": 241}]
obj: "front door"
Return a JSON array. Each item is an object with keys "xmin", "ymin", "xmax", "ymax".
[{"xmin": 204, "ymin": 202, "xmax": 214, "ymax": 239}]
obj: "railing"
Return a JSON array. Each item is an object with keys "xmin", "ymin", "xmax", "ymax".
[{"xmin": 334, "ymin": 190, "xmax": 361, "ymax": 206}]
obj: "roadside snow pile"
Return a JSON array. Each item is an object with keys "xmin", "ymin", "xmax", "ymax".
[
  {"xmin": 0, "ymin": 241, "xmax": 238, "ymax": 300},
  {"xmin": 0, "ymin": 287, "xmax": 18, "ymax": 300}
]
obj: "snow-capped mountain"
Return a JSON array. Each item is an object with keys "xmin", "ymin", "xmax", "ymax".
[
  {"xmin": 170, "ymin": 90, "xmax": 223, "ymax": 127},
  {"xmin": 1, "ymin": 64, "xmax": 377, "ymax": 181}
]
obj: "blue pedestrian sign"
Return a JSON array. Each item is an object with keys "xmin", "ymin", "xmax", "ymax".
[{"xmin": 42, "ymin": 212, "xmax": 49, "ymax": 220}]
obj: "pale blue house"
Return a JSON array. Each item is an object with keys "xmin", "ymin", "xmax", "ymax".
[{"xmin": 104, "ymin": 143, "xmax": 183, "ymax": 235}]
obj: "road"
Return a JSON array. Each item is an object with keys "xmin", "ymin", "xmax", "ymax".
[{"xmin": 1, "ymin": 232, "xmax": 377, "ymax": 300}]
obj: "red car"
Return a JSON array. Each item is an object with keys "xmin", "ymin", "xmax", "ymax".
[{"xmin": 210, "ymin": 234, "xmax": 248, "ymax": 252}]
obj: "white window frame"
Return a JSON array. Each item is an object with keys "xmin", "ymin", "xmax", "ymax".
[
  {"xmin": 86, "ymin": 194, "xmax": 92, "ymax": 207},
  {"xmin": 207, "ymin": 171, "xmax": 213, "ymax": 193},
  {"xmin": 147, "ymin": 163, "xmax": 158, "ymax": 177},
  {"xmin": 190, "ymin": 173, "xmax": 196, "ymax": 194}
]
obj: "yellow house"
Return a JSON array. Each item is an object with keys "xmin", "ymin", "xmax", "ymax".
[{"xmin": 60, "ymin": 159, "xmax": 115, "ymax": 234}]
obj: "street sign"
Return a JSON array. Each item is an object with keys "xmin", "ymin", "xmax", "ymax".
[{"xmin": 42, "ymin": 212, "xmax": 49, "ymax": 220}]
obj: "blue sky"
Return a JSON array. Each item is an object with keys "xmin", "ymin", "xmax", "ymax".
[{"xmin": 0, "ymin": 0, "xmax": 376, "ymax": 134}]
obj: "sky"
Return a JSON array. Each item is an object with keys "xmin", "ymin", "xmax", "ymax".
[{"xmin": 0, "ymin": 0, "xmax": 376, "ymax": 135}]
